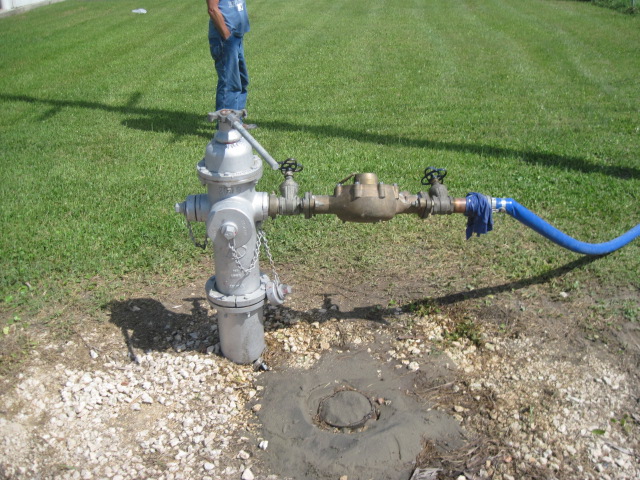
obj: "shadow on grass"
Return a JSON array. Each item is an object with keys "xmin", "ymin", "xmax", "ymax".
[
  {"xmin": 411, "ymin": 255, "xmax": 601, "ymax": 308},
  {"xmin": 2, "ymin": 93, "xmax": 639, "ymax": 180},
  {"xmin": 1, "ymin": 92, "xmax": 213, "ymax": 140},
  {"xmin": 319, "ymin": 256, "xmax": 602, "ymax": 322},
  {"xmin": 257, "ymin": 119, "xmax": 639, "ymax": 180}
]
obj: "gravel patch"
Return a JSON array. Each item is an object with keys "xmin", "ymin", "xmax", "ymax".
[{"xmin": 1, "ymin": 302, "xmax": 638, "ymax": 480}]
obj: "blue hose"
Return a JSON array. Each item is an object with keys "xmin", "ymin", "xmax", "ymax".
[{"xmin": 465, "ymin": 193, "xmax": 640, "ymax": 255}]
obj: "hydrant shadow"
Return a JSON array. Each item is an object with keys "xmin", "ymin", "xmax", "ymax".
[
  {"xmin": 104, "ymin": 297, "xmax": 221, "ymax": 362},
  {"xmin": 264, "ymin": 295, "xmax": 395, "ymax": 333},
  {"xmin": 105, "ymin": 294, "xmax": 394, "ymax": 363}
]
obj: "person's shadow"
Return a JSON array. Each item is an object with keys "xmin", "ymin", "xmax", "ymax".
[{"xmin": 3, "ymin": 92, "xmax": 639, "ymax": 180}]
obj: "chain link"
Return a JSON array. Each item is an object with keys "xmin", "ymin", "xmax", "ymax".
[
  {"xmin": 187, "ymin": 219, "xmax": 282, "ymax": 287},
  {"xmin": 227, "ymin": 229, "xmax": 281, "ymax": 289},
  {"xmin": 260, "ymin": 230, "xmax": 281, "ymax": 288},
  {"xmin": 228, "ymin": 233, "xmax": 261, "ymax": 276},
  {"xmin": 182, "ymin": 199, "xmax": 284, "ymax": 292},
  {"xmin": 186, "ymin": 219, "xmax": 208, "ymax": 250}
]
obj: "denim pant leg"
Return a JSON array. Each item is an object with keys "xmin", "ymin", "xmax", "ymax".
[
  {"xmin": 237, "ymin": 37, "xmax": 249, "ymax": 111},
  {"xmin": 209, "ymin": 32, "xmax": 250, "ymax": 111}
]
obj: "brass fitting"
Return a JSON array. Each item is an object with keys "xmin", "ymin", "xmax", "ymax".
[{"xmin": 269, "ymin": 172, "xmax": 466, "ymax": 222}]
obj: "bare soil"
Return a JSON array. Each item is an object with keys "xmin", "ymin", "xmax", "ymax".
[{"xmin": 1, "ymin": 254, "xmax": 639, "ymax": 479}]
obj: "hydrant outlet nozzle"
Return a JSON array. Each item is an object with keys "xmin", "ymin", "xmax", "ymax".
[{"xmin": 265, "ymin": 280, "xmax": 292, "ymax": 306}]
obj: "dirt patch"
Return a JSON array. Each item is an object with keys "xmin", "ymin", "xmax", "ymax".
[
  {"xmin": 0, "ymin": 259, "xmax": 639, "ymax": 480},
  {"xmin": 256, "ymin": 349, "xmax": 465, "ymax": 480}
]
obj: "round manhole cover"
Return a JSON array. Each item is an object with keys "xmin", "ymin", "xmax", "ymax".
[{"xmin": 317, "ymin": 389, "xmax": 377, "ymax": 431}]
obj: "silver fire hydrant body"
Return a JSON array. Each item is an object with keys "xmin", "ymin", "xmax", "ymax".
[{"xmin": 176, "ymin": 111, "xmax": 287, "ymax": 364}]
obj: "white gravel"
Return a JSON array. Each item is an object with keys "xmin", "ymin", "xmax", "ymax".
[
  {"xmin": 1, "ymin": 348, "xmax": 260, "ymax": 479},
  {"xmin": 1, "ymin": 305, "xmax": 638, "ymax": 480}
]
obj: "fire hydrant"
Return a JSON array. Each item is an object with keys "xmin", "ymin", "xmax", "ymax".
[
  {"xmin": 175, "ymin": 110, "xmax": 291, "ymax": 364},
  {"xmin": 176, "ymin": 110, "xmax": 465, "ymax": 364}
]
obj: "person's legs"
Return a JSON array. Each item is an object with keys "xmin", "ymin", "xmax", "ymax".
[{"xmin": 209, "ymin": 28, "xmax": 247, "ymax": 110}]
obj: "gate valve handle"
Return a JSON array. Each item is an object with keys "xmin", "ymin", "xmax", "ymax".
[
  {"xmin": 421, "ymin": 167, "xmax": 448, "ymax": 185},
  {"xmin": 278, "ymin": 158, "xmax": 304, "ymax": 175}
]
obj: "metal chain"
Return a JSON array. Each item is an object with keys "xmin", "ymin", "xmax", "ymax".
[
  {"xmin": 260, "ymin": 230, "xmax": 281, "ymax": 288},
  {"xmin": 186, "ymin": 219, "xmax": 208, "ymax": 250},
  {"xmin": 228, "ymin": 233, "xmax": 262, "ymax": 276},
  {"xmin": 227, "ymin": 229, "xmax": 281, "ymax": 289},
  {"xmin": 186, "ymin": 215, "xmax": 283, "ymax": 287}
]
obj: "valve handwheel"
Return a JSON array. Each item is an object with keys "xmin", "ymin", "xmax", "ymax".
[
  {"xmin": 279, "ymin": 158, "xmax": 303, "ymax": 175},
  {"xmin": 421, "ymin": 166, "xmax": 447, "ymax": 185}
]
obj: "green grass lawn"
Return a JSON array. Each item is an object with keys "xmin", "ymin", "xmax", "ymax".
[{"xmin": 1, "ymin": 0, "xmax": 638, "ymax": 316}]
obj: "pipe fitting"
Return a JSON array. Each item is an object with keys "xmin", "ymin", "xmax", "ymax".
[
  {"xmin": 264, "ymin": 273, "xmax": 292, "ymax": 306},
  {"xmin": 299, "ymin": 173, "xmax": 465, "ymax": 222},
  {"xmin": 268, "ymin": 173, "xmax": 303, "ymax": 217}
]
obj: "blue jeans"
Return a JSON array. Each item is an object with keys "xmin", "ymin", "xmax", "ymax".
[{"xmin": 209, "ymin": 25, "xmax": 249, "ymax": 111}]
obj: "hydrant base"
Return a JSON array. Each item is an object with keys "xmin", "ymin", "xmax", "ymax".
[
  {"xmin": 206, "ymin": 276, "xmax": 267, "ymax": 364},
  {"xmin": 216, "ymin": 305, "xmax": 266, "ymax": 364}
]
